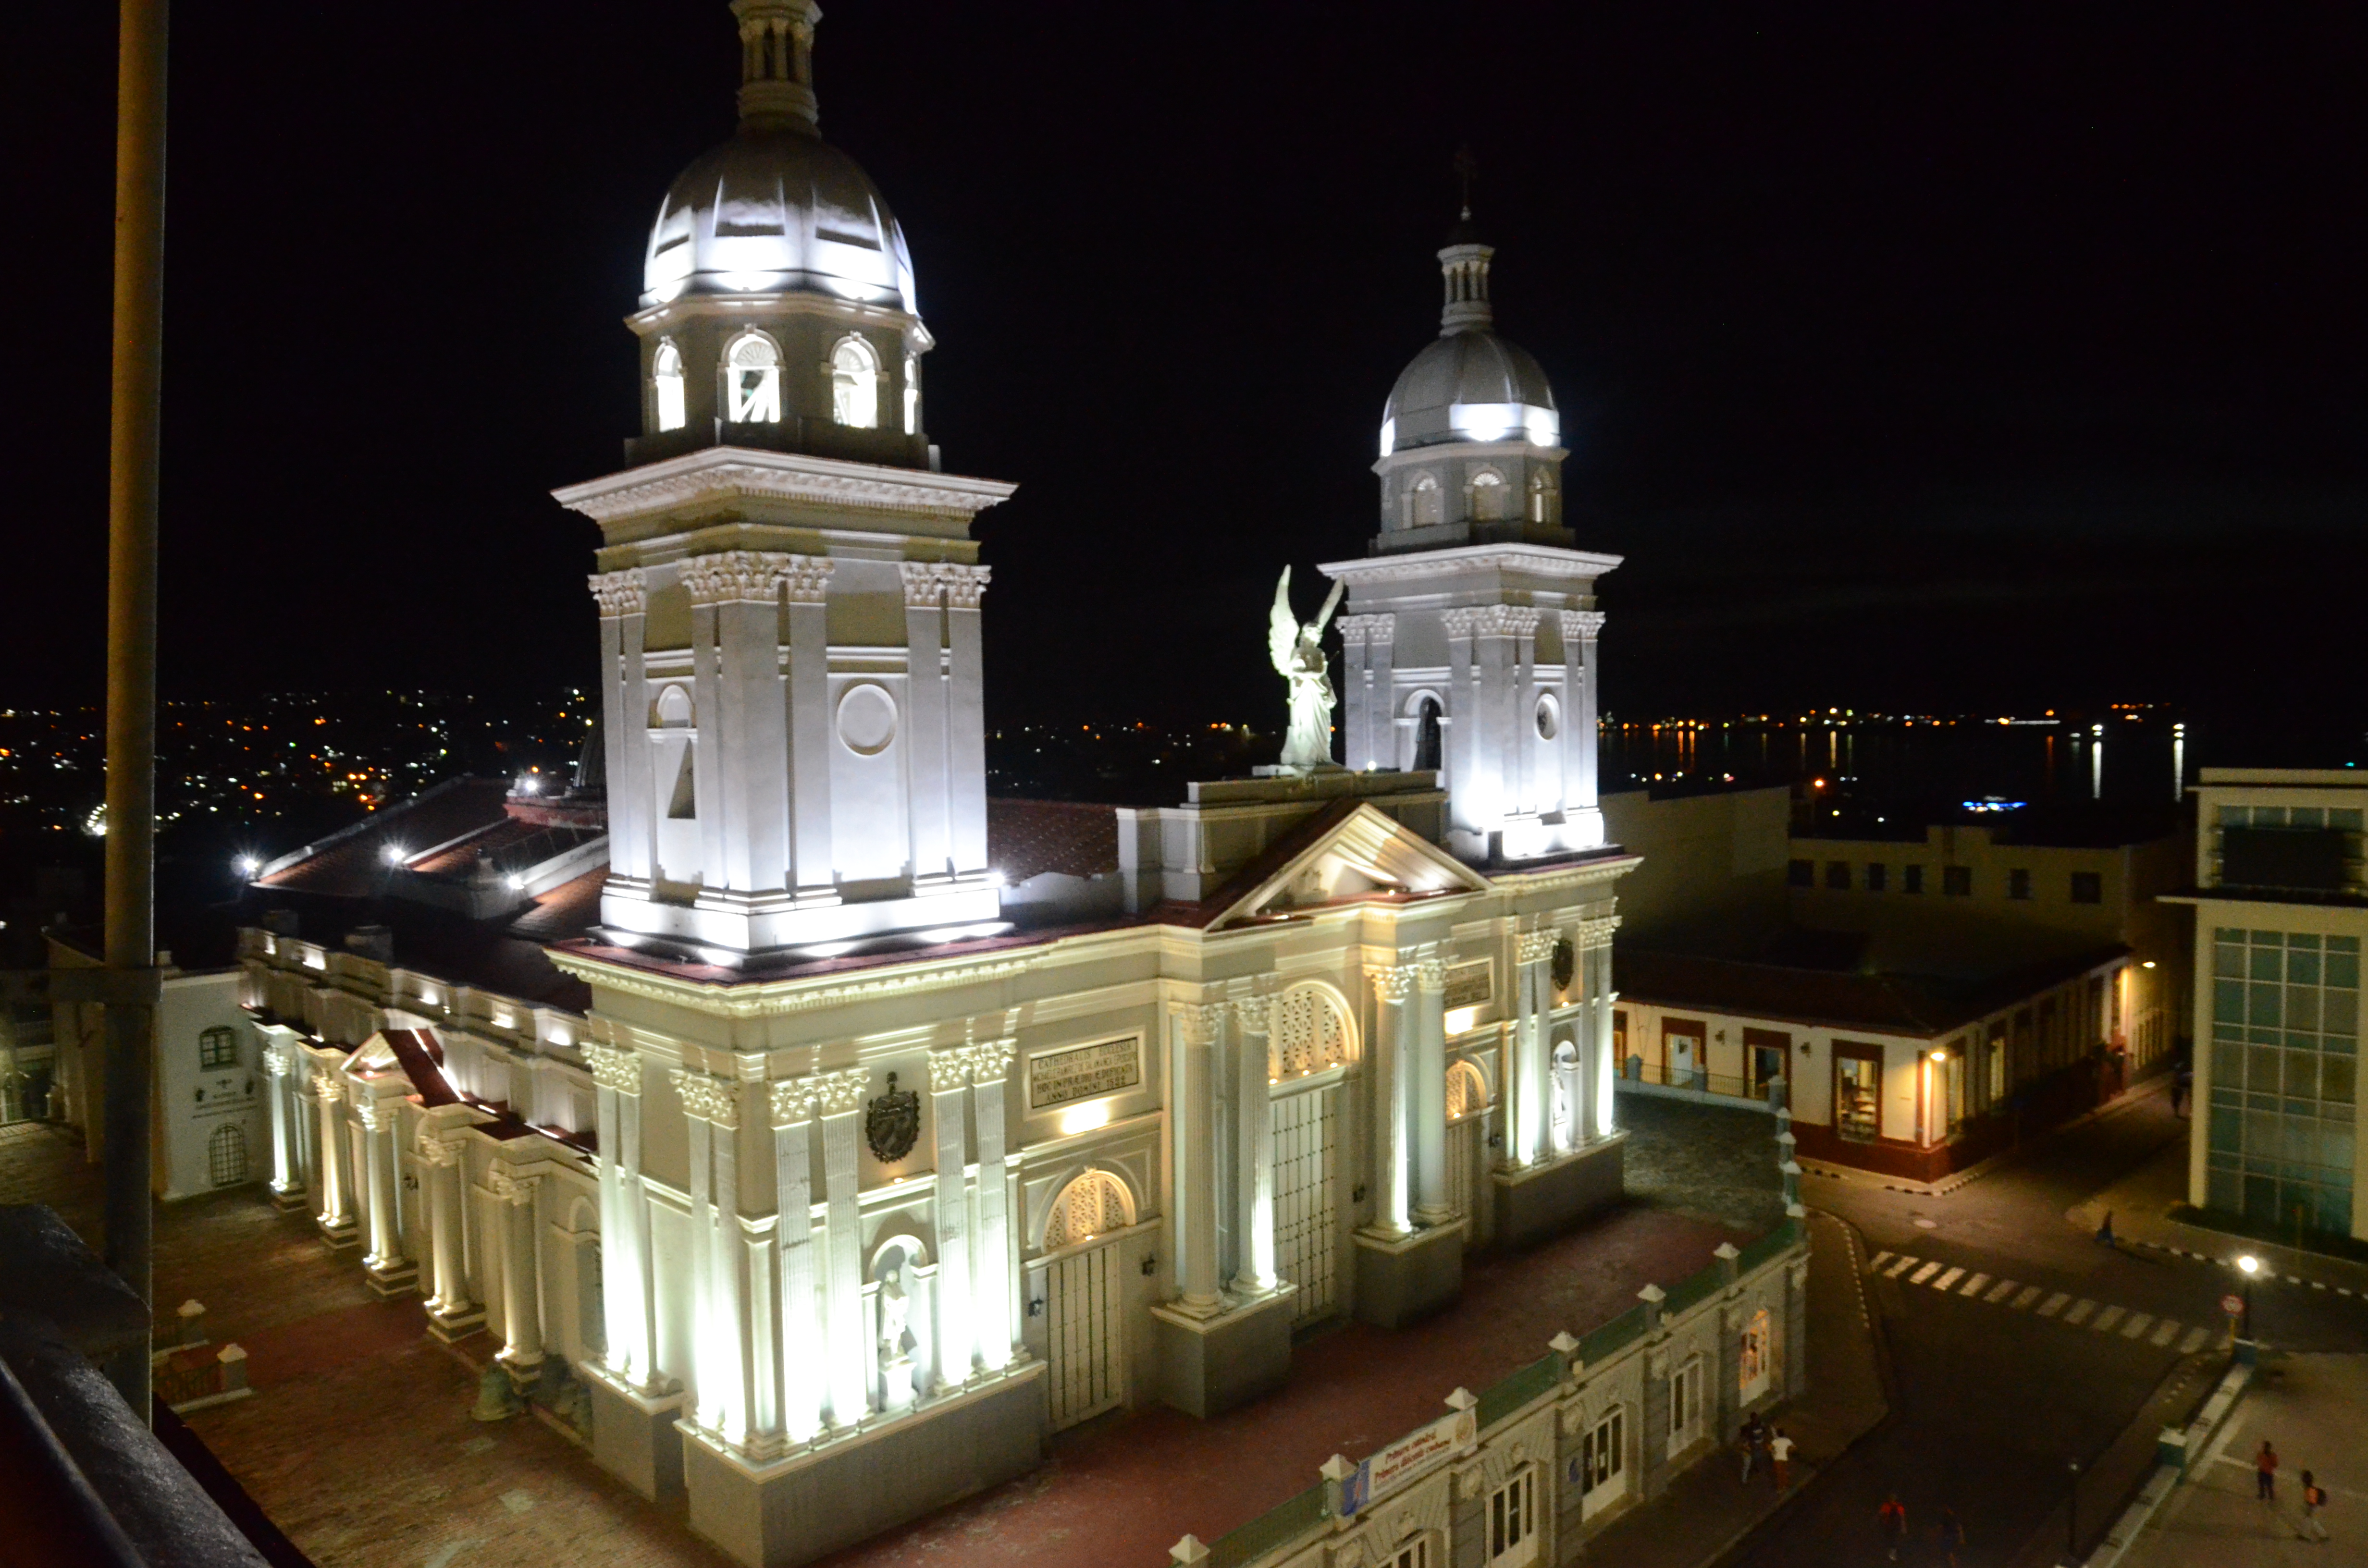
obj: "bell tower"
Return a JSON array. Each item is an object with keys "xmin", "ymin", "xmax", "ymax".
[
  {"xmin": 556, "ymin": 2, "xmax": 1014, "ymax": 956},
  {"xmin": 1321, "ymin": 206, "xmax": 1618, "ymax": 863}
]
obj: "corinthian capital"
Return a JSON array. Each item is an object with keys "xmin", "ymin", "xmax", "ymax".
[
  {"xmin": 486, "ymin": 1167, "xmax": 542, "ymax": 1206},
  {"xmin": 669, "ymin": 1068, "xmax": 741, "ymax": 1130},
  {"xmin": 1369, "ymin": 964, "xmax": 1416, "ymax": 1004},
  {"xmin": 1517, "ymin": 930, "xmax": 1561, "ymax": 966},
  {"xmin": 1472, "ymin": 605, "xmax": 1542, "ymax": 638},
  {"xmin": 311, "ymin": 1070, "xmax": 344, "ymax": 1105},
  {"xmin": 1337, "ymin": 612, "xmax": 1395, "ymax": 650},
  {"xmin": 814, "ymin": 1066, "xmax": 870, "ymax": 1117},
  {"xmin": 678, "ymin": 550, "xmax": 795, "ymax": 607},
  {"xmin": 587, "ymin": 568, "xmax": 647, "ymax": 618},
  {"xmin": 1174, "ymin": 1002, "xmax": 1228, "ymax": 1047},
  {"xmin": 581, "ymin": 1040, "xmax": 642, "ymax": 1096},
  {"xmin": 1560, "ymin": 609, "xmax": 1607, "ymax": 642},
  {"xmin": 965, "ymin": 1038, "xmax": 1018, "ymax": 1084},
  {"xmin": 1415, "ymin": 956, "xmax": 1449, "ymax": 993},
  {"xmin": 929, "ymin": 1047, "xmax": 973, "ymax": 1093},
  {"xmin": 768, "ymin": 1076, "xmax": 822, "ymax": 1128},
  {"xmin": 939, "ymin": 563, "xmax": 991, "ymax": 611}
]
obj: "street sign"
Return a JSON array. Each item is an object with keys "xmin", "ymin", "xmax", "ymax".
[{"xmin": 2220, "ymin": 1294, "xmax": 2245, "ymax": 1317}]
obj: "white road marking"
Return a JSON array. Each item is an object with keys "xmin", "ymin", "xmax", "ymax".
[
  {"xmin": 1934, "ymin": 1266, "xmax": 1966, "ymax": 1291},
  {"xmin": 1961, "ymin": 1272, "xmax": 1991, "ymax": 1297},
  {"xmin": 2120, "ymin": 1312, "xmax": 2152, "ymax": 1339},
  {"xmin": 2012, "ymin": 1286, "xmax": 2043, "ymax": 1310},
  {"xmin": 1986, "ymin": 1279, "xmax": 2019, "ymax": 1303},
  {"xmin": 1885, "ymin": 1255, "xmax": 1920, "ymax": 1278},
  {"xmin": 2090, "ymin": 1304, "xmax": 2122, "ymax": 1332},
  {"xmin": 2150, "ymin": 1319, "xmax": 2181, "ymax": 1346},
  {"xmin": 2064, "ymin": 1299, "xmax": 2097, "ymax": 1325},
  {"xmin": 2178, "ymin": 1325, "xmax": 2212, "ymax": 1354},
  {"xmin": 1910, "ymin": 1261, "xmax": 1944, "ymax": 1285},
  {"xmin": 1868, "ymin": 1251, "xmax": 1894, "ymax": 1273},
  {"xmin": 2039, "ymin": 1292, "xmax": 2072, "ymax": 1318}
]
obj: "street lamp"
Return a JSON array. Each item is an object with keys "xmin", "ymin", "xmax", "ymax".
[{"xmin": 2237, "ymin": 1253, "xmax": 2260, "ymax": 1340}]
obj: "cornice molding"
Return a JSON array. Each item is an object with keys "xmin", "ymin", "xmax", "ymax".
[
  {"xmin": 1316, "ymin": 543, "xmax": 1625, "ymax": 586},
  {"xmin": 552, "ymin": 446, "xmax": 1017, "ymax": 527},
  {"xmin": 545, "ymin": 947, "xmax": 1033, "ymax": 1020}
]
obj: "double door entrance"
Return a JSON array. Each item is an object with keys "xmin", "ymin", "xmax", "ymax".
[
  {"xmin": 1272, "ymin": 1083, "xmax": 1338, "ymax": 1325},
  {"xmin": 1044, "ymin": 1240, "xmax": 1124, "ymax": 1430}
]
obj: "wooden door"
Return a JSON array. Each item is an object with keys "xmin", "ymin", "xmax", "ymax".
[{"xmin": 1045, "ymin": 1241, "xmax": 1122, "ymax": 1429}]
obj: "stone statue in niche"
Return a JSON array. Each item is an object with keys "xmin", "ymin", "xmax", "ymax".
[
  {"xmin": 877, "ymin": 1261, "xmax": 916, "ymax": 1409},
  {"xmin": 1268, "ymin": 566, "xmax": 1345, "ymax": 771},
  {"xmin": 865, "ymin": 1071, "xmax": 920, "ymax": 1163}
]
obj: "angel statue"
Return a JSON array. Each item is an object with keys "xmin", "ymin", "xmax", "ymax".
[{"xmin": 1269, "ymin": 566, "xmax": 1346, "ymax": 771}]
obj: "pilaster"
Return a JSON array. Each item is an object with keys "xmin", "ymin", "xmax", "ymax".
[
  {"xmin": 966, "ymin": 1038, "xmax": 1019, "ymax": 1371},
  {"xmin": 590, "ymin": 569, "xmax": 654, "ymax": 883},
  {"xmin": 488, "ymin": 1166, "xmax": 545, "ymax": 1382},
  {"xmin": 941, "ymin": 565, "xmax": 991, "ymax": 878},
  {"xmin": 899, "ymin": 563, "xmax": 954, "ymax": 886},
  {"xmin": 1229, "ymin": 997, "xmax": 1277, "ymax": 1293},
  {"xmin": 766, "ymin": 1076, "xmax": 826, "ymax": 1443},
  {"xmin": 679, "ymin": 552, "xmax": 795, "ymax": 899},
  {"xmin": 928, "ymin": 1048, "xmax": 974, "ymax": 1390},
  {"xmin": 781, "ymin": 558, "xmax": 838, "ymax": 899},
  {"xmin": 814, "ymin": 1067, "xmax": 872, "ymax": 1428},
  {"xmin": 1364, "ymin": 964, "xmax": 1416, "ymax": 1238},
  {"xmin": 1411, "ymin": 956, "xmax": 1452, "ymax": 1225},
  {"xmin": 1171, "ymin": 1002, "xmax": 1226, "ymax": 1315}
]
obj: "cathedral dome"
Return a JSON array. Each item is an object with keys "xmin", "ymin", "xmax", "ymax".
[
  {"xmin": 641, "ymin": 126, "xmax": 918, "ymax": 315},
  {"xmin": 1381, "ymin": 329, "xmax": 1559, "ymax": 454}
]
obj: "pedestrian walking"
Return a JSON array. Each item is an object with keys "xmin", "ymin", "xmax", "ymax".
[
  {"xmin": 1738, "ymin": 1412, "xmax": 1768, "ymax": 1484},
  {"xmin": 1934, "ymin": 1505, "xmax": 1967, "ymax": 1567},
  {"xmin": 2257, "ymin": 1440, "xmax": 2280, "ymax": 1502},
  {"xmin": 1768, "ymin": 1427, "xmax": 1794, "ymax": 1489},
  {"xmin": 1877, "ymin": 1494, "xmax": 1908, "ymax": 1561},
  {"xmin": 2096, "ymin": 1209, "xmax": 2116, "ymax": 1248},
  {"xmin": 2299, "ymin": 1470, "xmax": 2330, "ymax": 1543}
]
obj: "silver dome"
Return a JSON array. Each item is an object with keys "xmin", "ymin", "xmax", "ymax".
[
  {"xmin": 641, "ymin": 127, "xmax": 918, "ymax": 314},
  {"xmin": 1380, "ymin": 329, "xmax": 1560, "ymax": 454}
]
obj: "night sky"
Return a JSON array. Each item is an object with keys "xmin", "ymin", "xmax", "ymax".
[{"xmin": 9, "ymin": 4, "xmax": 2365, "ymax": 737}]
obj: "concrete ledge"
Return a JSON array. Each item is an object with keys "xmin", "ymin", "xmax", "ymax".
[
  {"xmin": 1152, "ymin": 1286, "xmax": 1297, "ymax": 1419},
  {"xmin": 1492, "ymin": 1137, "xmax": 1625, "ymax": 1249},
  {"xmin": 583, "ymin": 1366, "xmax": 688, "ymax": 1506},
  {"xmin": 1354, "ymin": 1222, "xmax": 1465, "ymax": 1328},
  {"xmin": 684, "ymin": 1360, "xmax": 1048, "ymax": 1568}
]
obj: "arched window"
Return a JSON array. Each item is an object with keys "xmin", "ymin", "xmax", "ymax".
[
  {"xmin": 1042, "ymin": 1170, "xmax": 1134, "ymax": 1251},
  {"xmin": 725, "ymin": 332, "xmax": 782, "ymax": 424},
  {"xmin": 1446, "ymin": 1060, "xmax": 1490, "ymax": 1121},
  {"xmin": 1270, "ymin": 985, "xmax": 1351, "ymax": 1079},
  {"xmin": 208, "ymin": 1123, "xmax": 248, "ymax": 1187},
  {"xmin": 1529, "ymin": 470, "xmax": 1558, "ymax": 524},
  {"xmin": 901, "ymin": 355, "xmax": 920, "ymax": 435},
  {"xmin": 1413, "ymin": 695, "xmax": 1443, "ymax": 772},
  {"xmin": 652, "ymin": 684, "xmax": 693, "ymax": 728},
  {"xmin": 831, "ymin": 335, "xmax": 880, "ymax": 429},
  {"xmin": 652, "ymin": 341, "xmax": 686, "ymax": 432},
  {"xmin": 198, "ymin": 1026, "xmax": 237, "ymax": 1069},
  {"xmin": 1408, "ymin": 472, "xmax": 1443, "ymax": 528},
  {"xmin": 1469, "ymin": 468, "xmax": 1508, "ymax": 522}
]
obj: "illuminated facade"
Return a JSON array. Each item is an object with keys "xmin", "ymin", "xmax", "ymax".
[
  {"xmin": 235, "ymin": 9, "xmax": 1648, "ymax": 1566},
  {"xmin": 1325, "ymin": 222, "xmax": 1615, "ymax": 863}
]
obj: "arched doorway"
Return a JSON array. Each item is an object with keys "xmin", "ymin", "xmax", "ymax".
[
  {"xmin": 1444, "ymin": 1061, "xmax": 1491, "ymax": 1235},
  {"xmin": 1270, "ymin": 985, "xmax": 1352, "ymax": 1325},
  {"xmin": 1040, "ymin": 1170, "xmax": 1133, "ymax": 1430}
]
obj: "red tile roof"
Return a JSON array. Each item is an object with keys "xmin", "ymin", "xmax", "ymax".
[{"xmin": 1615, "ymin": 943, "xmax": 2131, "ymax": 1038}]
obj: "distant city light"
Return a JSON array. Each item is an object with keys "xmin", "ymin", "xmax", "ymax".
[
  {"xmin": 235, "ymin": 855, "xmax": 262, "ymax": 877},
  {"xmin": 382, "ymin": 844, "xmax": 408, "ymax": 867},
  {"xmin": 1962, "ymin": 798, "xmax": 2026, "ymax": 813}
]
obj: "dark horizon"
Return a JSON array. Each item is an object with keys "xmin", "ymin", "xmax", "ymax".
[{"xmin": 7, "ymin": 3, "xmax": 2364, "ymax": 731}]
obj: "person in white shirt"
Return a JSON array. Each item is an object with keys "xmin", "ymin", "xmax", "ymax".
[{"xmin": 1768, "ymin": 1427, "xmax": 1795, "ymax": 1488}]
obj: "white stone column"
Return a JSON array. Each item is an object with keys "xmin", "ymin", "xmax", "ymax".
[
  {"xmin": 1231, "ymin": 999, "xmax": 1277, "ymax": 1291},
  {"xmin": 262, "ymin": 1043, "xmax": 300, "ymax": 1198},
  {"xmin": 679, "ymin": 553, "xmax": 793, "ymax": 897},
  {"xmin": 1442, "ymin": 609, "xmax": 1480, "ymax": 830},
  {"xmin": 1172, "ymin": 1003, "xmax": 1226, "ymax": 1314},
  {"xmin": 767, "ymin": 1078, "xmax": 825, "ymax": 1442},
  {"xmin": 900, "ymin": 564, "xmax": 953, "ymax": 885},
  {"xmin": 1514, "ymin": 931, "xmax": 1558, "ymax": 1165},
  {"xmin": 1562, "ymin": 610, "xmax": 1606, "ymax": 843},
  {"xmin": 357, "ymin": 1096, "xmax": 404, "ymax": 1271},
  {"xmin": 582, "ymin": 1042, "xmax": 653, "ymax": 1386},
  {"xmin": 1366, "ymin": 965, "xmax": 1415, "ymax": 1237},
  {"xmin": 489, "ymin": 1166, "xmax": 544, "ymax": 1378},
  {"xmin": 814, "ymin": 1068, "xmax": 872, "ymax": 1428},
  {"xmin": 589, "ymin": 570, "xmax": 653, "ymax": 884},
  {"xmin": 686, "ymin": 594, "xmax": 728, "ymax": 888},
  {"xmin": 311, "ymin": 1070, "xmax": 350, "ymax": 1230},
  {"xmin": 418, "ymin": 1131, "xmax": 471, "ymax": 1323},
  {"xmin": 672, "ymin": 1069, "xmax": 746, "ymax": 1442},
  {"xmin": 1513, "ymin": 615, "xmax": 1540, "ymax": 816},
  {"xmin": 966, "ymin": 1039, "xmax": 1019, "ymax": 1369},
  {"xmin": 943, "ymin": 565, "xmax": 992, "ymax": 879},
  {"xmin": 782, "ymin": 559, "xmax": 837, "ymax": 899},
  {"xmin": 1587, "ymin": 916, "xmax": 1621, "ymax": 1139},
  {"xmin": 928, "ymin": 1050, "xmax": 973, "ymax": 1389},
  {"xmin": 1412, "ymin": 958, "xmax": 1452, "ymax": 1224}
]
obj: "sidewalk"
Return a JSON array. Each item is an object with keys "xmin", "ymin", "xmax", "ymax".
[
  {"xmin": 2111, "ymin": 1353, "xmax": 2367, "ymax": 1566},
  {"xmin": 1576, "ymin": 1209, "xmax": 1889, "ymax": 1568},
  {"xmin": 2069, "ymin": 1127, "xmax": 2368, "ymax": 1303}
]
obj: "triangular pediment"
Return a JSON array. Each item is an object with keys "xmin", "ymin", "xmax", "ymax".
[{"xmin": 1206, "ymin": 803, "xmax": 1489, "ymax": 931}]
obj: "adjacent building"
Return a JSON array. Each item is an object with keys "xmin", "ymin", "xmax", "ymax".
[{"xmin": 2166, "ymin": 767, "xmax": 2364, "ymax": 1242}]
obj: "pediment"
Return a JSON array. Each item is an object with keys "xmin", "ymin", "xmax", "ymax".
[{"xmin": 1206, "ymin": 804, "xmax": 1488, "ymax": 931}]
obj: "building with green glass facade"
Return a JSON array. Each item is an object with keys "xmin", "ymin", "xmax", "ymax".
[{"xmin": 2169, "ymin": 769, "xmax": 2366, "ymax": 1242}]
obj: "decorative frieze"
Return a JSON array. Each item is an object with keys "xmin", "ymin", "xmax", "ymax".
[
  {"xmin": 580, "ymin": 1040, "xmax": 642, "ymax": 1096},
  {"xmin": 587, "ymin": 568, "xmax": 647, "ymax": 618},
  {"xmin": 670, "ymin": 1068, "xmax": 742, "ymax": 1130}
]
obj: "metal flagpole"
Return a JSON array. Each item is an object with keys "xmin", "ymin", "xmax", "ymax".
[{"xmin": 101, "ymin": 0, "xmax": 168, "ymax": 1419}]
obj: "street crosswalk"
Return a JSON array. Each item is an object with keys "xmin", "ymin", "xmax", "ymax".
[{"xmin": 1867, "ymin": 1251, "xmax": 2217, "ymax": 1355}]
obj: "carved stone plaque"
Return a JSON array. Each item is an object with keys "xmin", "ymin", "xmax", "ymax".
[
  {"xmin": 1027, "ymin": 1035, "xmax": 1143, "ymax": 1112},
  {"xmin": 864, "ymin": 1072, "xmax": 920, "ymax": 1163}
]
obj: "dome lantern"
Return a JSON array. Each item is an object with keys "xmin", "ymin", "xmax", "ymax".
[{"xmin": 733, "ymin": 0, "xmax": 821, "ymax": 131}]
